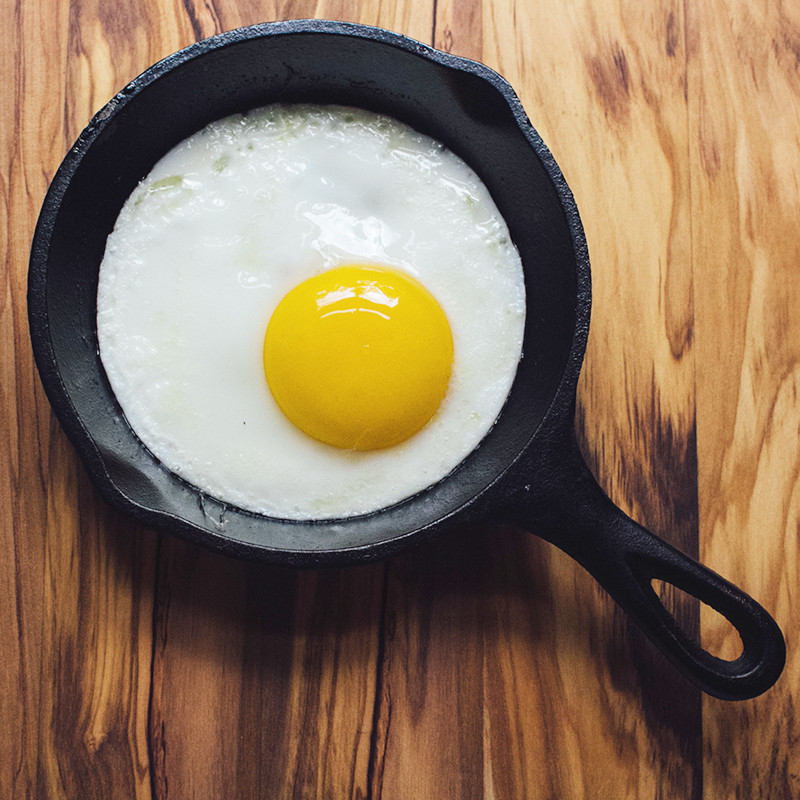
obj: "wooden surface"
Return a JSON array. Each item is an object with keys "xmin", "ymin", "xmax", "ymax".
[{"xmin": 3, "ymin": 0, "xmax": 798, "ymax": 797}]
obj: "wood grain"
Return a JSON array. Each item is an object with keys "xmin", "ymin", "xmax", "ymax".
[
  {"xmin": 687, "ymin": 1, "xmax": 800, "ymax": 796},
  {"xmin": 2, "ymin": 0, "xmax": 798, "ymax": 798},
  {"xmin": 4, "ymin": 0, "xmax": 79, "ymax": 797},
  {"xmin": 150, "ymin": 544, "xmax": 385, "ymax": 799}
]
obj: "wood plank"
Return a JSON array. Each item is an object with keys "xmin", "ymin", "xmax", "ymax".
[
  {"xmin": 434, "ymin": 0, "xmax": 482, "ymax": 62},
  {"xmin": 0, "ymin": 0, "xmax": 56, "ymax": 792},
  {"xmin": 37, "ymin": 499, "xmax": 156, "ymax": 800},
  {"xmin": 686, "ymin": 1, "xmax": 800, "ymax": 796},
  {"xmin": 371, "ymin": 529, "xmax": 496, "ymax": 799},
  {"xmin": 0, "ymin": 0, "xmax": 157, "ymax": 798},
  {"xmin": 150, "ymin": 541, "xmax": 385, "ymax": 799},
  {"xmin": 2, "ymin": 1, "xmax": 184, "ymax": 797}
]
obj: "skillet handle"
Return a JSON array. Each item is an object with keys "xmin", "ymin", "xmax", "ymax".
[{"xmin": 505, "ymin": 429, "xmax": 786, "ymax": 700}]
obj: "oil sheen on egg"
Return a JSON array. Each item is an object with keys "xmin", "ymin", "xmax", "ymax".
[{"xmin": 97, "ymin": 104, "xmax": 526, "ymax": 520}]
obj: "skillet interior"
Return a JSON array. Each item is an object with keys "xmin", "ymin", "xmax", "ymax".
[{"xmin": 29, "ymin": 22, "xmax": 585, "ymax": 563}]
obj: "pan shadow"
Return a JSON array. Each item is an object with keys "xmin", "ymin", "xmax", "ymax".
[{"xmin": 86, "ymin": 475, "xmax": 702, "ymax": 796}]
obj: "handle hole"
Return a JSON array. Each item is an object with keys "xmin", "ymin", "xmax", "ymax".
[{"xmin": 651, "ymin": 579, "xmax": 744, "ymax": 661}]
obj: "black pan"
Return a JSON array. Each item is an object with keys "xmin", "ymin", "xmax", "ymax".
[{"xmin": 27, "ymin": 20, "xmax": 785, "ymax": 700}]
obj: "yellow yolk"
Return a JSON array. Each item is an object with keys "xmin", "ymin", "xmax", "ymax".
[{"xmin": 263, "ymin": 265, "xmax": 453, "ymax": 450}]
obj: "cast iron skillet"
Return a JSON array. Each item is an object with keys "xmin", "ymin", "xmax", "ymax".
[{"xmin": 28, "ymin": 20, "xmax": 785, "ymax": 700}]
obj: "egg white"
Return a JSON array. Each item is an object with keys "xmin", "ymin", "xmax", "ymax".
[{"xmin": 97, "ymin": 104, "xmax": 526, "ymax": 520}]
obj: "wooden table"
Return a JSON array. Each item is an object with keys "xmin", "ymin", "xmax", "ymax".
[{"xmin": 4, "ymin": 1, "xmax": 797, "ymax": 797}]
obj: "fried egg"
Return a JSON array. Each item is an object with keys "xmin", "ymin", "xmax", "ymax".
[{"xmin": 97, "ymin": 104, "xmax": 526, "ymax": 519}]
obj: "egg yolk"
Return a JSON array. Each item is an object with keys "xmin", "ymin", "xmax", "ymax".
[{"xmin": 263, "ymin": 265, "xmax": 453, "ymax": 450}]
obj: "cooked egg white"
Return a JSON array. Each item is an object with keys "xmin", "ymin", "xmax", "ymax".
[{"xmin": 97, "ymin": 104, "xmax": 526, "ymax": 520}]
